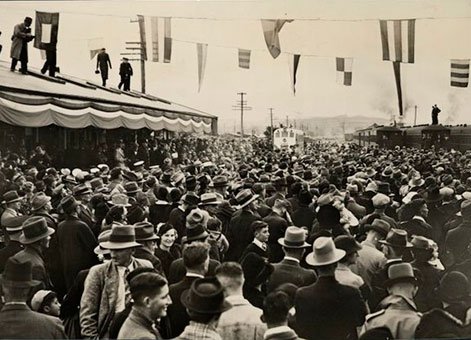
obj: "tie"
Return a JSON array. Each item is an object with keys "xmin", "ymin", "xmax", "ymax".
[
  {"xmin": 262, "ymin": 243, "xmax": 267, "ymax": 251},
  {"xmin": 124, "ymin": 267, "xmax": 132, "ymax": 306}
]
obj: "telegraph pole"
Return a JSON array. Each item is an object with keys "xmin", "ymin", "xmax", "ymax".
[
  {"xmin": 232, "ymin": 92, "xmax": 252, "ymax": 138},
  {"xmin": 122, "ymin": 17, "xmax": 147, "ymax": 93},
  {"xmin": 414, "ymin": 105, "xmax": 418, "ymax": 126},
  {"xmin": 269, "ymin": 108, "xmax": 274, "ymax": 148}
]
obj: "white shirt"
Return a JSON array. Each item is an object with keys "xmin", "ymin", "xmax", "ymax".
[
  {"xmin": 115, "ymin": 261, "xmax": 136, "ymax": 313},
  {"xmin": 253, "ymin": 238, "xmax": 267, "ymax": 251}
]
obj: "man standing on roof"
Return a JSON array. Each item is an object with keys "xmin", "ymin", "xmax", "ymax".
[
  {"xmin": 96, "ymin": 48, "xmax": 112, "ymax": 86},
  {"xmin": 118, "ymin": 57, "xmax": 133, "ymax": 91},
  {"xmin": 10, "ymin": 16, "xmax": 34, "ymax": 74}
]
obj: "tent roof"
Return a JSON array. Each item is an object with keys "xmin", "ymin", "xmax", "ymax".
[{"xmin": 0, "ymin": 61, "xmax": 216, "ymax": 133}]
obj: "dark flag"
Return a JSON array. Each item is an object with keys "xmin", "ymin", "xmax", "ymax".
[{"xmin": 34, "ymin": 11, "xmax": 59, "ymax": 50}]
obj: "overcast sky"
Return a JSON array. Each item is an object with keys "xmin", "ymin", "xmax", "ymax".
[{"xmin": 1, "ymin": 0, "xmax": 471, "ymax": 133}]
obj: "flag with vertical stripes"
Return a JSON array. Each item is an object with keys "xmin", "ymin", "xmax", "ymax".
[
  {"xmin": 34, "ymin": 11, "xmax": 59, "ymax": 50},
  {"xmin": 164, "ymin": 17, "xmax": 172, "ymax": 63},
  {"xmin": 379, "ymin": 19, "xmax": 415, "ymax": 63},
  {"xmin": 336, "ymin": 57, "xmax": 353, "ymax": 86},
  {"xmin": 137, "ymin": 15, "xmax": 147, "ymax": 61},
  {"xmin": 151, "ymin": 17, "xmax": 159, "ymax": 62},
  {"xmin": 288, "ymin": 54, "xmax": 300, "ymax": 94},
  {"xmin": 197, "ymin": 43, "xmax": 208, "ymax": 92},
  {"xmin": 238, "ymin": 49, "xmax": 251, "ymax": 69},
  {"xmin": 451, "ymin": 59, "xmax": 469, "ymax": 87}
]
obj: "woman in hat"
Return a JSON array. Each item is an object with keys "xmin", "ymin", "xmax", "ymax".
[{"xmin": 154, "ymin": 223, "xmax": 181, "ymax": 278}]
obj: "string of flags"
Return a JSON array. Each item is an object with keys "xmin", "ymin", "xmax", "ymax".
[{"xmin": 81, "ymin": 14, "xmax": 470, "ymax": 97}]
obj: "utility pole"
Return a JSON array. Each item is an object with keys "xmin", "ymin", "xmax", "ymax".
[
  {"xmin": 123, "ymin": 17, "xmax": 146, "ymax": 93},
  {"xmin": 414, "ymin": 105, "xmax": 418, "ymax": 126},
  {"xmin": 269, "ymin": 108, "xmax": 274, "ymax": 148},
  {"xmin": 286, "ymin": 115, "xmax": 289, "ymax": 128},
  {"xmin": 232, "ymin": 92, "xmax": 252, "ymax": 138}
]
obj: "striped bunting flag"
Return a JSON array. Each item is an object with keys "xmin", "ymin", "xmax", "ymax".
[
  {"xmin": 164, "ymin": 17, "xmax": 172, "ymax": 63},
  {"xmin": 197, "ymin": 43, "xmax": 208, "ymax": 92},
  {"xmin": 336, "ymin": 57, "xmax": 353, "ymax": 86},
  {"xmin": 379, "ymin": 19, "xmax": 415, "ymax": 63},
  {"xmin": 238, "ymin": 49, "xmax": 251, "ymax": 69},
  {"xmin": 451, "ymin": 59, "xmax": 469, "ymax": 88},
  {"xmin": 151, "ymin": 17, "xmax": 159, "ymax": 62}
]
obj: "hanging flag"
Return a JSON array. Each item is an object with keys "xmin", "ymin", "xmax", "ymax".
[
  {"xmin": 288, "ymin": 54, "xmax": 300, "ymax": 94},
  {"xmin": 379, "ymin": 19, "xmax": 415, "ymax": 63},
  {"xmin": 261, "ymin": 19, "xmax": 292, "ymax": 59},
  {"xmin": 336, "ymin": 57, "xmax": 353, "ymax": 86},
  {"xmin": 137, "ymin": 15, "xmax": 147, "ymax": 61},
  {"xmin": 393, "ymin": 61, "xmax": 404, "ymax": 116},
  {"xmin": 88, "ymin": 38, "xmax": 104, "ymax": 60},
  {"xmin": 151, "ymin": 17, "xmax": 159, "ymax": 62},
  {"xmin": 197, "ymin": 43, "xmax": 208, "ymax": 92},
  {"xmin": 34, "ymin": 11, "xmax": 59, "ymax": 50},
  {"xmin": 238, "ymin": 49, "xmax": 251, "ymax": 69},
  {"xmin": 450, "ymin": 59, "xmax": 469, "ymax": 87},
  {"xmin": 164, "ymin": 17, "xmax": 172, "ymax": 63}
]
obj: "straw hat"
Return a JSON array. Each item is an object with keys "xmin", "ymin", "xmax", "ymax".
[{"xmin": 305, "ymin": 237, "xmax": 346, "ymax": 266}]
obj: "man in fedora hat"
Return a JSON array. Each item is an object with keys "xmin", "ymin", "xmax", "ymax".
[
  {"xmin": 267, "ymin": 226, "xmax": 316, "ymax": 292},
  {"xmin": 0, "ymin": 217, "xmax": 24, "ymax": 272},
  {"xmin": 352, "ymin": 219, "xmax": 389, "ymax": 287},
  {"xmin": 360, "ymin": 193, "xmax": 397, "ymax": 229},
  {"xmin": 176, "ymin": 277, "xmax": 232, "ymax": 340},
  {"xmin": 133, "ymin": 221, "xmax": 163, "ymax": 273},
  {"xmin": 360, "ymin": 262, "xmax": 421, "ymax": 339},
  {"xmin": 263, "ymin": 199, "xmax": 291, "ymax": 263},
  {"xmin": 12, "ymin": 216, "xmax": 55, "ymax": 289},
  {"xmin": 215, "ymin": 262, "xmax": 267, "ymax": 340},
  {"xmin": 168, "ymin": 242, "xmax": 211, "ymax": 338},
  {"xmin": 369, "ymin": 228, "xmax": 413, "ymax": 311},
  {"xmin": 295, "ymin": 237, "xmax": 367, "ymax": 340},
  {"xmin": 168, "ymin": 191, "xmax": 199, "ymax": 244},
  {"xmin": 80, "ymin": 225, "xmax": 153, "ymax": 339},
  {"xmin": 0, "ymin": 258, "xmax": 67, "ymax": 339},
  {"xmin": 73, "ymin": 184, "xmax": 97, "ymax": 235},
  {"xmin": 118, "ymin": 57, "xmax": 133, "ymax": 91},
  {"xmin": 1, "ymin": 190, "xmax": 27, "ymax": 246},
  {"xmin": 225, "ymin": 189, "xmax": 261, "ymax": 262},
  {"xmin": 57, "ymin": 195, "xmax": 99, "ymax": 292}
]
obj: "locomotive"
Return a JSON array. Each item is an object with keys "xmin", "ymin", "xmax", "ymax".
[{"xmin": 352, "ymin": 123, "xmax": 471, "ymax": 152}]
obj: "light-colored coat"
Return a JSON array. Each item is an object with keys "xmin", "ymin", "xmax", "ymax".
[
  {"xmin": 80, "ymin": 258, "xmax": 152, "ymax": 339},
  {"xmin": 217, "ymin": 295, "xmax": 267, "ymax": 340},
  {"xmin": 10, "ymin": 23, "xmax": 32, "ymax": 60}
]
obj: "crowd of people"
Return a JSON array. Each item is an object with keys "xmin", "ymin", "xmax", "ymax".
[{"xmin": 0, "ymin": 135, "xmax": 470, "ymax": 340}]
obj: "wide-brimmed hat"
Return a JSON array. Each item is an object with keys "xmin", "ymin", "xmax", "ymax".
[
  {"xmin": 3, "ymin": 216, "xmax": 27, "ymax": 233},
  {"xmin": 73, "ymin": 184, "xmax": 92, "ymax": 197},
  {"xmin": 124, "ymin": 181, "xmax": 140, "ymax": 195},
  {"xmin": 60, "ymin": 195, "xmax": 80, "ymax": 213},
  {"xmin": 184, "ymin": 224, "xmax": 209, "ymax": 243},
  {"xmin": 31, "ymin": 193, "xmax": 51, "ymax": 211},
  {"xmin": 377, "ymin": 182, "xmax": 394, "ymax": 196},
  {"xmin": 305, "ymin": 237, "xmax": 346, "ymax": 266},
  {"xmin": 436, "ymin": 271, "xmax": 471, "ymax": 304},
  {"xmin": 210, "ymin": 175, "xmax": 228, "ymax": 188},
  {"xmin": 334, "ymin": 235, "xmax": 362, "ymax": 255},
  {"xmin": 134, "ymin": 221, "xmax": 159, "ymax": 242},
  {"xmin": 2, "ymin": 190, "xmax": 24, "ymax": 205},
  {"xmin": 89, "ymin": 177, "xmax": 105, "ymax": 191},
  {"xmin": 181, "ymin": 277, "xmax": 232, "ymax": 314},
  {"xmin": 94, "ymin": 229, "xmax": 112, "ymax": 255},
  {"xmin": 278, "ymin": 226, "xmax": 310, "ymax": 248},
  {"xmin": 372, "ymin": 193, "xmax": 391, "ymax": 207},
  {"xmin": 410, "ymin": 235, "xmax": 432, "ymax": 250},
  {"xmin": 423, "ymin": 185, "xmax": 443, "ymax": 203},
  {"xmin": 19, "ymin": 216, "xmax": 55, "ymax": 245},
  {"xmin": 409, "ymin": 176, "xmax": 425, "ymax": 188},
  {"xmin": 100, "ymin": 225, "xmax": 142, "ymax": 250},
  {"xmin": 364, "ymin": 219, "xmax": 391, "ymax": 238},
  {"xmin": 183, "ymin": 192, "xmax": 200, "ymax": 206},
  {"xmin": 0, "ymin": 258, "xmax": 41, "ymax": 288},
  {"xmin": 108, "ymin": 193, "xmax": 132, "ymax": 207},
  {"xmin": 379, "ymin": 228, "xmax": 413, "ymax": 248},
  {"xmin": 381, "ymin": 167, "xmax": 393, "ymax": 178},
  {"xmin": 234, "ymin": 189, "xmax": 259, "ymax": 209},
  {"xmin": 385, "ymin": 262, "xmax": 417, "ymax": 287},
  {"xmin": 160, "ymin": 170, "xmax": 173, "ymax": 184},
  {"xmin": 199, "ymin": 193, "xmax": 222, "ymax": 206}
]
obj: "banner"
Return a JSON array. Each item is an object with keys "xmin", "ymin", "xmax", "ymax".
[
  {"xmin": 164, "ymin": 17, "xmax": 172, "ymax": 63},
  {"xmin": 34, "ymin": 11, "xmax": 59, "ymax": 50},
  {"xmin": 336, "ymin": 57, "xmax": 353, "ymax": 86},
  {"xmin": 197, "ymin": 43, "xmax": 208, "ymax": 92},
  {"xmin": 288, "ymin": 54, "xmax": 300, "ymax": 94},
  {"xmin": 138, "ymin": 15, "xmax": 147, "ymax": 61},
  {"xmin": 261, "ymin": 19, "xmax": 292, "ymax": 59},
  {"xmin": 238, "ymin": 49, "xmax": 251, "ymax": 69},
  {"xmin": 379, "ymin": 19, "xmax": 415, "ymax": 63},
  {"xmin": 151, "ymin": 17, "xmax": 159, "ymax": 62},
  {"xmin": 450, "ymin": 59, "xmax": 469, "ymax": 87},
  {"xmin": 393, "ymin": 61, "xmax": 404, "ymax": 116},
  {"xmin": 88, "ymin": 38, "xmax": 104, "ymax": 60}
]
